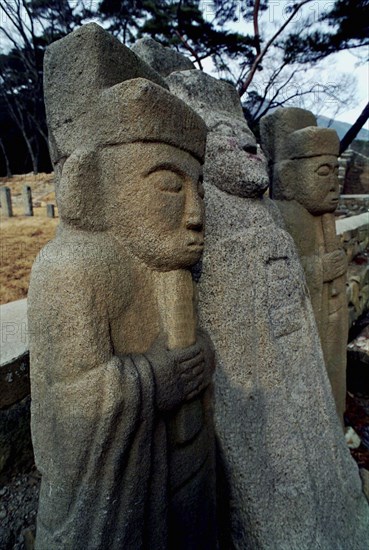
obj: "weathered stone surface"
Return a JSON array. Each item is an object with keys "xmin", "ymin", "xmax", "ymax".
[
  {"xmin": 360, "ymin": 468, "xmax": 369, "ymax": 502},
  {"xmin": 0, "ymin": 299, "xmax": 28, "ymax": 367},
  {"xmin": 45, "ymin": 203, "xmax": 54, "ymax": 218},
  {"xmin": 341, "ymin": 148, "xmax": 369, "ymax": 194},
  {"xmin": 0, "ymin": 299, "xmax": 29, "ymax": 409},
  {"xmin": 261, "ymin": 107, "xmax": 348, "ymax": 422},
  {"xmin": 0, "ymin": 186, "xmax": 13, "ymax": 217},
  {"xmin": 29, "ymin": 25, "xmax": 216, "ymax": 549},
  {"xmin": 22, "ymin": 185, "xmax": 33, "ymax": 216},
  {"xmin": 346, "ymin": 262, "xmax": 369, "ymax": 323},
  {"xmin": 165, "ymin": 69, "xmax": 369, "ymax": 549},
  {"xmin": 44, "ymin": 23, "xmax": 203, "ymax": 164},
  {"xmin": 335, "ymin": 210, "xmax": 368, "ymax": 329},
  {"xmin": 168, "ymin": 70, "xmax": 268, "ymax": 198},
  {"xmin": 131, "ymin": 37, "xmax": 195, "ymax": 76}
]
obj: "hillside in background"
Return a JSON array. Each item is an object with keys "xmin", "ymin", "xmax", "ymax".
[{"xmin": 318, "ymin": 115, "xmax": 369, "ymax": 142}]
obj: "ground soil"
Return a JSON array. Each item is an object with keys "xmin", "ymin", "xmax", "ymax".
[{"xmin": 0, "ymin": 460, "xmax": 40, "ymax": 550}]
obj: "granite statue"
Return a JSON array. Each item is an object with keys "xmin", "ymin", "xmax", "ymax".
[
  {"xmin": 28, "ymin": 24, "xmax": 216, "ymax": 550},
  {"xmin": 164, "ymin": 69, "xmax": 369, "ymax": 548},
  {"xmin": 260, "ymin": 107, "xmax": 348, "ymax": 422}
]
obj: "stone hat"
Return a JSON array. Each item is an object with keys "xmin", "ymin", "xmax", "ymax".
[
  {"xmin": 279, "ymin": 126, "xmax": 340, "ymax": 160},
  {"xmin": 131, "ymin": 37, "xmax": 195, "ymax": 77},
  {"xmin": 132, "ymin": 41, "xmax": 250, "ymax": 134},
  {"xmin": 166, "ymin": 69, "xmax": 245, "ymax": 127},
  {"xmin": 44, "ymin": 23, "xmax": 207, "ymax": 163},
  {"xmin": 260, "ymin": 107, "xmax": 340, "ymax": 164}
]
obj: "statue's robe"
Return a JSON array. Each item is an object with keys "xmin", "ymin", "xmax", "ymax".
[
  {"xmin": 198, "ymin": 183, "xmax": 369, "ymax": 550},
  {"xmin": 28, "ymin": 226, "xmax": 215, "ymax": 550},
  {"xmin": 276, "ymin": 199, "xmax": 348, "ymax": 421}
]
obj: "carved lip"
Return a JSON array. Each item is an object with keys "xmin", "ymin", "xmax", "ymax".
[{"xmin": 188, "ymin": 240, "xmax": 204, "ymax": 248}]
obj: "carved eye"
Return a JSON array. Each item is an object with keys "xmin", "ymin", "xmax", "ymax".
[
  {"xmin": 149, "ymin": 170, "xmax": 183, "ymax": 193},
  {"xmin": 316, "ymin": 165, "xmax": 331, "ymax": 176}
]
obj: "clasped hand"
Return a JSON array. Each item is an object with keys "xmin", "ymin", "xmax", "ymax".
[
  {"xmin": 146, "ymin": 331, "xmax": 215, "ymax": 412},
  {"xmin": 323, "ymin": 249, "xmax": 347, "ymax": 282}
]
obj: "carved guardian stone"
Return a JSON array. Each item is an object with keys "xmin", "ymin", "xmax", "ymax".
[{"xmin": 28, "ymin": 24, "xmax": 216, "ymax": 550}]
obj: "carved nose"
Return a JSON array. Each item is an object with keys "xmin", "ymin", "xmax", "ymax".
[
  {"xmin": 186, "ymin": 216, "xmax": 203, "ymax": 231},
  {"xmin": 185, "ymin": 184, "xmax": 204, "ymax": 231}
]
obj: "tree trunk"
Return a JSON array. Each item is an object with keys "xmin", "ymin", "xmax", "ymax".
[
  {"xmin": 30, "ymin": 150, "xmax": 39, "ymax": 175},
  {"xmin": 0, "ymin": 138, "xmax": 12, "ymax": 178},
  {"xmin": 340, "ymin": 102, "xmax": 369, "ymax": 155}
]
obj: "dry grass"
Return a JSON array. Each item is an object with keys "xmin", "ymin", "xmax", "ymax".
[{"xmin": 0, "ymin": 174, "xmax": 58, "ymax": 305}]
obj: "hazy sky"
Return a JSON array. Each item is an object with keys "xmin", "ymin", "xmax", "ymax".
[{"xmin": 201, "ymin": 0, "xmax": 368, "ymax": 127}]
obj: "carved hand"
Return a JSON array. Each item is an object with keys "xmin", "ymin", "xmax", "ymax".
[
  {"xmin": 322, "ymin": 250, "xmax": 347, "ymax": 282},
  {"xmin": 145, "ymin": 335, "xmax": 214, "ymax": 411}
]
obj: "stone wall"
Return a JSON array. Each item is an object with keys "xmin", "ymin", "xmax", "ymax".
[
  {"xmin": 338, "ymin": 194, "xmax": 369, "ymax": 217},
  {"xmin": 339, "ymin": 149, "xmax": 369, "ymax": 195},
  {"xmin": 0, "ymin": 299, "xmax": 32, "ymax": 474}
]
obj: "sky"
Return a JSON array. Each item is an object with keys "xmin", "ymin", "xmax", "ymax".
[
  {"xmin": 200, "ymin": 0, "xmax": 369, "ymax": 128},
  {"xmin": 330, "ymin": 51, "xmax": 368, "ymax": 126}
]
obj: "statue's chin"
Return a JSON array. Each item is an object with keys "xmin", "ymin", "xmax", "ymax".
[{"xmin": 135, "ymin": 248, "xmax": 204, "ymax": 272}]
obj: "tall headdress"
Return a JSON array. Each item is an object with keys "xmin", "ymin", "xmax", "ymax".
[
  {"xmin": 131, "ymin": 36, "xmax": 195, "ymax": 77},
  {"xmin": 260, "ymin": 108, "xmax": 340, "ymax": 198},
  {"xmin": 167, "ymin": 69, "xmax": 245, "ymax": 130},
  {"xmin": 43, "ymin": 24, "xmax": 207, "ymax": 227},
  {"xmin": 115, "ymin": 38, "xmax": 266, "ymax": 196}
]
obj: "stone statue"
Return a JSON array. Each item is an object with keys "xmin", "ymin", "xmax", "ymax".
[
  {"xmin": 260, "ymin": 108, "xmax": 348, "ymax": 422},
  {"xmin": 28, "ymin": 24, "xmax": 216, "ymax": 549},
  {"xmin": 132, "ymin": 36, "xmax": 195, "ymax": 76},
  {"xmin": 162, "ymin": 69, "xmax": 369, "ymax": 548}
]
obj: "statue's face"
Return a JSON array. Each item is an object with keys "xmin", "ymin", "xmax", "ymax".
[
  {"xmin": 103, "ymin": 142, "xmax": 205, "ymax": 270},
  {"xmin": 291, "ymin": 155, "xmax": 339, "ymax": 215},
  {"xmin": 205, "ymin": 116, "xmax": 269, "ymax": 197}
]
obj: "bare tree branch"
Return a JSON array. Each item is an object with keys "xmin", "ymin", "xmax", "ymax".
[
  {"xmin": 238, "ymin": 0, "xmax": 314, "ymax": 97},
  {"xmin": 253, "ymin": 0, "xmax": 261, "ymax": 56},
  {"xmin": 340, "ymin": 102, "xmax": 369, "ymax": 155},
  {"xmin": 174, "ymin": 29, "xmax": 203, "ymax": 70},
  {"xmin": 0, "ymin": 137, "xmax": 12, "ymax": 177}
]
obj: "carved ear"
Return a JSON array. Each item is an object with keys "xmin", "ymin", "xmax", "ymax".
[
  {"xmin": 57, "ymin": 148, "xmax": 106, "ymax": 230},
  {"xmin": 273, "ymin": 160, "xmax": 295, "ymax": 201}
]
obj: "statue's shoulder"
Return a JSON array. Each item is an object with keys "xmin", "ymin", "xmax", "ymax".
[{"xmin": 29, "ymin": 229, "xmax": 131, "ymax": 300}]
